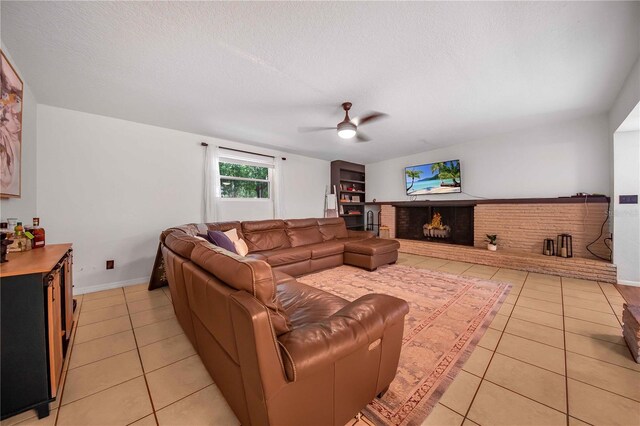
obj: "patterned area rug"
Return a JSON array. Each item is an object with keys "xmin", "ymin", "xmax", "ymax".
[{"xmin": 297, "ymin": 264, "xmax": 511, "ymax": 426}]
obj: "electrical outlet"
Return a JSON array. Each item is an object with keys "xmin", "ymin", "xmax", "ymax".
[
  {"xmin": 106, "ymin": 260, "xmax": 115, "ymax": 270},
  {"xmin": 619, "ymin": 195, "xmax": 638, "ymax": 204}
]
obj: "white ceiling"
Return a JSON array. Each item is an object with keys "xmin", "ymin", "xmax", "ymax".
[{"xmin": 2, "ymin": 1, "xmax": 639, "ymax": 163}]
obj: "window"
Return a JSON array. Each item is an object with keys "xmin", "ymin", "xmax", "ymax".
[{"xmin": 217, "ymin": 149, "xmax": 274, "ymax": 199}]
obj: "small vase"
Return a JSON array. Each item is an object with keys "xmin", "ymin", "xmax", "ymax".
[{"xmin": 487, "ymin": 244, "xmax": 497, "ymax": 251}]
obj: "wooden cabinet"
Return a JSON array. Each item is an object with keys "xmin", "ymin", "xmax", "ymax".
[
  {"xmin": 46, "ymin": 268, "xmax": 64, "ymax": 398},
  {"xmin": 63, "ymin": 255, "xmax": 74, "ymax": 339},
  {"xmin": 331, "ymin": 160, "xmax": 366, "ymax": 230},
  {"xmin": 0, "ymin": 244, "xmax": 74, "ymax": 420}
]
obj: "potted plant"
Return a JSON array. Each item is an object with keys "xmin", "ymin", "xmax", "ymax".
[{"xmin": 486, "ymin": 234, "xmax": 497, "ymax": 251}]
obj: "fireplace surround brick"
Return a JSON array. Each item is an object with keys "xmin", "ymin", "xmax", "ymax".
[
  {"xmin": 377, "ymin": 199, "xmax": 615, "ymax": 282},
  {"xmin": 473, "ymin": 203, "xmax": 610, "ymax": 260}
]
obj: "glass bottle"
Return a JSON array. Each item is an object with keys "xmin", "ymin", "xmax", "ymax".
[
  {"xmin": 11, "ymin": 221, "xmax": 27, "ymax": 252},
  {"xmin": 31, "ymin": 218, "xmax": 45, "ymax": 249}
]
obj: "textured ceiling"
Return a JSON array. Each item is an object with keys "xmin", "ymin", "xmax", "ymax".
[{"xmin": 2, "ymin": 1, "xmax": 639, "ymax": 162}]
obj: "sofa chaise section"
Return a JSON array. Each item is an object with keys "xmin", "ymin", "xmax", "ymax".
[{"xmin": 160, "ymin": 231, "xmax": 409, "ymax": 426}]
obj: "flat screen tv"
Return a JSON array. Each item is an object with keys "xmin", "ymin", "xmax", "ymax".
[{"xmin": 405, "ymin": 160, "xmax": 461, "ymax": 195}]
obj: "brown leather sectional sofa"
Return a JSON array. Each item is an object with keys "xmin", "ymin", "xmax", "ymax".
[{"xmin": 159, "ymin": 217, "xmax": 409, "ymax": 426}]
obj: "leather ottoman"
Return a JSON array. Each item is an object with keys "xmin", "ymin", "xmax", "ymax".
[{"xmin": 344, "ymin": 238, "xmax": 400, "ymax": 271}]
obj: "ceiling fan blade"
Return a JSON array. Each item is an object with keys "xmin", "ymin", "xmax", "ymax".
[
  {"xmin": 353, "ymin": 111, "xmax": 388, "ymax": 126},
  {"xmin": 298, "ymin": 126, "xmax": 336, "ymax": 133},
  {"xmin": 356, "ymin": 132, "xmax": 371, "ymax": 143}
]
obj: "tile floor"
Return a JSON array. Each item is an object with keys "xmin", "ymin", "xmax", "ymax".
[{"xmin": 2, "ymin": 253, "xmax": 639, "ymax": 426}]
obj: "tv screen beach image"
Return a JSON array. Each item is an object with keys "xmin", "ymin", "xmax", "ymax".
[{"xmin": 405, "ymin": 160, "xmax": 461, "ymax": 195}]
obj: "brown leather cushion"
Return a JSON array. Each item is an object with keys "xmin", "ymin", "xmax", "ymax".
[
  {"xmin": 241, "ymin": 220, "xmax": 291, "ymax": 252},
  {"xmin": 303, "ymin": 241, "xmax": 345, "ymax": 259},
  {"xmin": 285, "ymin": 219, "xmax": 324, "ymax": 247},
  {"xmin": 277, "ymin": 280, "xmax": 348, "ymax": 329},
  {"xmin": 273, "ymin": 270, "xmax": 296, "ymax": 286},
  {"xmin": 245, "ymin": 252, "xmax": 267, "ymax": 261},
  {"xmin": 336, "ymin": 236, "xmax": 374, "ymax": 244},
  {"xmin": 190, "ymin": 243, "xmax": 291, "ymax": 335},
  {"xmin": 277, "ymin": 294, "xmax": 409, "ymax": 381},
  {"xmin": 344, "ymin": 239, "xmax": 400, "ymax": 256},
  {"xmin": 257, "ymin": 247, "xmax": 311, "ymax": 267},
  {"xmin": 160, "ymin": 224, "xmax": 208, "ymax": 243},
  {"xmin": 317, "ymin": 218, "xmax": 348, "ymax": 240},
  {"xmin": 164, "ymin": 233, "xmax": 211, "ymax": 258}
]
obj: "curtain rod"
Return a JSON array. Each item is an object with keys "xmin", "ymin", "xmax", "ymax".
[
  {"xmin": 200, "ymin": 143, "xmax": 286, "ymax": 160},
  {"xmin": 221, "ymin": 146, "xmax": 275, "ymax": 159}
]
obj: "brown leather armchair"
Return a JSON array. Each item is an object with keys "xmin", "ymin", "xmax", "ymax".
[{"xmin": 161, "ymin": 227, "xmax": 409, "ymax": 426}]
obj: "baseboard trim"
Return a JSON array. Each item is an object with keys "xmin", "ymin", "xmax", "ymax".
[
  {"xmin": 74, "ymin": 277, "xmax": 150, "ymax": 295},
  {"xmin": 618, "ymin": 279, "xmax": 640, "ymax": 287}
]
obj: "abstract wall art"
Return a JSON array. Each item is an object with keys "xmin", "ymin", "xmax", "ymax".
[{"xmin": 1, "ymin": 50, "xmax": 23, "ymax": 198}]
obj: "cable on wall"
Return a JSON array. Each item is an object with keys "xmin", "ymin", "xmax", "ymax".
[{"xmin": 585, "ymin": 197, "xmax": 612, "ymax": 261}]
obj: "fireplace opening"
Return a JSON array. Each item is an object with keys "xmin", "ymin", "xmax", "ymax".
[{"xmin": 396, "ymin": 205, "xmax": 474, "ymax": 246}]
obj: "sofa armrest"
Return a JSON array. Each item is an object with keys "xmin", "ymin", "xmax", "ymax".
[
  {"xmin": 347, "ymin": 230, "xmax": 376, "ymax": 239},
  {"xmin": 277, "ymin": 294, "xmax": 409, "ymax": 381}
]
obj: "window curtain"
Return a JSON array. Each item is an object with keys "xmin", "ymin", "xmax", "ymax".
[
  {"xmin": 273, "ymin": 156, "xmax": 284, "ymax": 219},
  {"xmin": 203, "ymin": 145, "xmax": 219, "ymax": 223}
]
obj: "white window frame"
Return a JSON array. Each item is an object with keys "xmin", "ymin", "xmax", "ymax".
[{"xmin": 217, "ymin": 151, "xmax": 274, "ymax": 201}]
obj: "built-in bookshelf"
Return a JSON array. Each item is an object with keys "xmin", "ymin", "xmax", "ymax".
[{"xmin": 331, "ymin": 160, "xmax": 366, "ymax": 230}]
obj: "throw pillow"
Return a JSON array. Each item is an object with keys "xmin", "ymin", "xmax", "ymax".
[
  {"xmin": 206, "ymin": 230, "xmax": 238, "ymax": 254},
  {"xmin": 224, "ymin": 228, "xmax": 240, "ymax": 242},
  {"xmin": 234, "ymin": 238, "xmax": 249, "ymax": 256}
]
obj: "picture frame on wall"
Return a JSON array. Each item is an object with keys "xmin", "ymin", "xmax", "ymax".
[{"xmin": 1, "ymin": 50, "xmax": 23, "ymax": 199}]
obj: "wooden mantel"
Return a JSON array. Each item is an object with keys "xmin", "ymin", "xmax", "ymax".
[{"xmin": 365, "ymin": 195, "xmax": 610, "ymax": 207}]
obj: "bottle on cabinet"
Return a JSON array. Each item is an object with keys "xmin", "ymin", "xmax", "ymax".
[
  {"xmin": 3, "ymin": 218, "xmax": 44, "ymax": 252},
  {"xmin": 30, "ymin": 218, "xmax": 45, "ymax": 249},
  {"xmin": 10, "ymin": 221, "xmax": 31, "ymax": 252}
]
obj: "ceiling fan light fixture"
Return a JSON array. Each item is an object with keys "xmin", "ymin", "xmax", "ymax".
[
  {"xmin": 299, "ymin": 101, "xmax": 386, "ymax": 143},
  {"xmin": 337, "ymin": 121, "xmax": 357, "ymax": 139}
]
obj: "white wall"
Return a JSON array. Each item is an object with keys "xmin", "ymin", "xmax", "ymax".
[
  {"xmin": 0, "ymin": 44, "xmax": 38, "ymax": 221},
  {"xmin": 366, "ymin": 114, "xmax": 611, "ymax": 202},
  {"xmin": 613, "ymin": 131, "xmax": 640, "ymax": 284},
  {"xmin": 609, "ymin": 55, "xmax": 640, "ymax": 285},
  {"xmin": 610, "ymin": 56, "xmax": 640, "ymax": 133},
  {"xmin": 37, "ymin": 105, "xmax": 329, "ymax": 293}
]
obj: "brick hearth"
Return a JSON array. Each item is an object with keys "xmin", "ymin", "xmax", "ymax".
[{"xmin": 396, "ymin": 238, "xmax": 617, "ymax": 283}]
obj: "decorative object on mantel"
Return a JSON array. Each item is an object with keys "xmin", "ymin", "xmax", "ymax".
[
  {"xmin": 486, "ymin": 234, "xmax": 498, "ymax": 251},
  {"xmin": 423, "ymin": 212, "xmax": 451, "ymax": 239},
  {"xmin": 1, "ymin": 50, "xmax": 24, "ymax": 199},
  {"xmin": 622, "ymin": 304, "xmax": 640, "ymax": 363},
  {"xmin": 557, "ymin": 233, "xmax": 573, "ymax": 258},
  {"xmin": 543, "ymin": 238, "xmax": 555, "ymax": 256}
]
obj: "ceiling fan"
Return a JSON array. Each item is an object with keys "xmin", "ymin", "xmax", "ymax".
[{"xmin": 299, "ymin": 102, "xmax": 388, "ymax": 142}]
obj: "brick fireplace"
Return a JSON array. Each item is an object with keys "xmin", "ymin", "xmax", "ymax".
[{"xmin": 375, "ymin": 197, "xmax": 616, "ymax": 282}]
